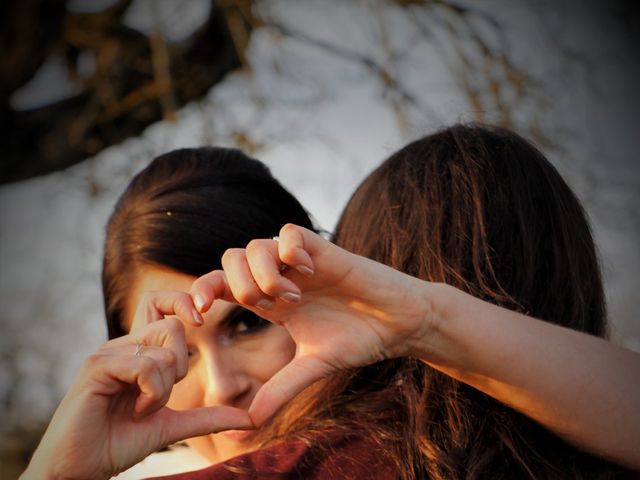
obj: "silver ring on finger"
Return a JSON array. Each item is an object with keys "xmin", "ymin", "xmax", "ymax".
[{"xmin": 134, "ymin": 344, "xmax": 144, "ymax": 357}]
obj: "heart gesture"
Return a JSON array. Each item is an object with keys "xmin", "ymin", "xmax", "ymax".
[{"xmin": 190, "ymin": 223, "xmax": 437, "ymax": 426}]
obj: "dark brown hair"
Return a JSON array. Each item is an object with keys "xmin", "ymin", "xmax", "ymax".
[
  {"xmin": 102, "ymin": 147, "xmax": 314, "ymax": 338},
  {"xmin": 262, "ymin": 125, "xmax": 633, "ymax": 478}
]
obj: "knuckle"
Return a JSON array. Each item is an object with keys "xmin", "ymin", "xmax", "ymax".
[
  {"xmin": 138, "ymin": 356, "xmax": 156, "ymax": 376},
  {"xmin": 245, "ymin": 239, "xmax": 262, "ymax": 252},
  {"xmin": 280, "ymin": 223, "xmax": 297, "ymax": 235},
  {"xmin": 279, "ymin": 247, "xmax": 299, "ymax": 265},
  {"xmin": 222, "ymin": 248, "xmax": 243, "ymax": 264},
  {"xmin": 84, "ymin": 354, "xmax": 103, "ymax": 370},
  {"xmin": 164, "ymin": 315, "xmax": 181, "ymax": 329},
  {"xmin": 173, "ymin": 291, "xmax": 191, "ymax": 305},
  {"xmin": 163, "ymin": 349, "xmax": 177, "ymax": 368},
  {"xmin": 163, "ymin": 316, "xmax": 184, "ymax": 335},
  {"xmin": 260, "ymin": 275, "xmax": 280, "ymax": 295},
  {"xmin": 234, "ymin": 287, "xmax": 259, "ymax": 305},
  {"xmin": 145, "ymin": 387, "xmax": 161, "ymax": 402}
]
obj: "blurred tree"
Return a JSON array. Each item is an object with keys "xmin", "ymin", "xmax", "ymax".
[{"xmin": 0, "ymin": 0, "xmax": 255, "ymax": 184}]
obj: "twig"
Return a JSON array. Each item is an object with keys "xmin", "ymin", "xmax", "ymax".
[{"xmin": 263, "ymin": 16, "xmax": 427, "ymax": 114}]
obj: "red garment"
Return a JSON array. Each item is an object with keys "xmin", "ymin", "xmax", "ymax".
[{"xmin": 145, "ymin": 432, "xmax": 397, "ymax": 479}]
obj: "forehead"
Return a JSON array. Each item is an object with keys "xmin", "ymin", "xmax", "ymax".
[
  {"xmin": 124, "ymin": 266, "xmax": 202, "ymax": 330},
  {"xmin": 130, "ymin": 265, "xmax": 196, "ymax": 294}
]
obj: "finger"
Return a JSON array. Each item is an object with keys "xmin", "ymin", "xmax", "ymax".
[
  {"xmin": 158, "ymin": 406, "xmax": 254, "ymax": 446},
  {"xmin": 221, "ymin": 248, "xmax": 284, "ymax": 308},
  {"xmin": 130, "ymin": 290, "xmax": 203, "ymax": 332},
  {"xmin": 133, "ymin": 356, "xmax": 171, "ymax": 418},
  {"xmin": 190, "ymin": 270, "xmax": 230, "ymax": 313},
  {"xmin": 129, "ymin": 345, "xmax": 178, "ymax": 403},
  {"xmin": 142, "ymin": 317, "xmax": 189, "ymax": 381},
  {"xmin": 277, "ymin": 224, "xmax": 319, "ymax": 276},
  {"xmin": 99, "ymin": 344, "xmax": 178, "ymax": 386},
  {"xmin": 246, "ymin": 239, "xmax": 303, "ymax": 305},
  {"xmin": 248, "ymin": 355, "xmax": 332, "ymax": 426},
  {"xmin": 108, "ymin": 318, "xmax": 189, "ymax": 381},
  {"xmin": 82, "ymin": 353, "xmax": 170, "ymax": 418}
]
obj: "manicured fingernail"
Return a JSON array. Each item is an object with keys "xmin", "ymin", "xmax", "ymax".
[
  {"xmin": 296, "ymin": 265, "xmax": 314, "ymax": 278},
  {"xmin": 194, "ymin": 294, "xmax": 205, "ymax": 312},
  {"xmin": 256, "ymin": 299, "xmax": 275, "ymax": 311},
  {"xmin": 280, "ymin": 292, "xmax": 301, "ymax": 304},
  {"xmin": 192, "ymin": 309, "xmax": 204, "ymax": 325}
]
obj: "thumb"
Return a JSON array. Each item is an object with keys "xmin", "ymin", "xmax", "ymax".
[
  {"xmin": 248, "ymin": 355, "xmax": 332, "ymax": 426},
  {"xmin": 159, "ymin": 406, "xmax": 254, "ymax": 446}
]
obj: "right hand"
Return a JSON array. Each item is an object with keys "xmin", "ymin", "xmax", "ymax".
[
  {"xmin": 22, "ymin": 300, "xmax": 252, "ymax": 480},
  {"xmin": 190, "ymin": 224, "xmax": 443, "ymax": 426}
]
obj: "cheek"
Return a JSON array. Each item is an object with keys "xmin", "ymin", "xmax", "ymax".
[
  {"xmin": 167, "ymin": 369, "xmax": 204, "ymax": 410},
  {"xmin": 240, "ymin": 328, "xmax": 296, "ymax": 384}
]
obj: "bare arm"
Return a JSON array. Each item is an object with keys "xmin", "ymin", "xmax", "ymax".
[
  {"xmin": 422, "ymin": 284, "xmax": 640, "ymax": 470},
  {"xmin": 192, "ymin": 223, "xmax": 640, "ymax": 470}
]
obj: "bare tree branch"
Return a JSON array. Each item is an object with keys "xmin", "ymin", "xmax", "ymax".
[{"xmin": 0, "ymin": 0, "xmax": 255, "ymax": 184}]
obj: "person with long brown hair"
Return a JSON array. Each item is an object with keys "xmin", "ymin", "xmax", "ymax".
[
  {"xmin": 102, "ymin": 147, "xmax": 316, "ymax": 477},
  {"xmin": 189, "ymin": 124, "xmax": 639, "ymax": 479},
  {"xmin": 22, "ymin": 125, "xmax": 640, "ymax": 479},
  {"xmin": 22, "ymin": 147, "xmax": 317, "ymax": 479}
]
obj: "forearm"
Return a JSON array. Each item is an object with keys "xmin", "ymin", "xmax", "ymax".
[
  {"xmin": 417, "ymin": 283, "xmax": 640, "ymax": 470},
  {"xmin": 20, "ymin": 443, "xmax": 78, "ymax": 480},
  {"xmin": 19, "ymin": 413, "xmax": 112, "ymax": 480}
]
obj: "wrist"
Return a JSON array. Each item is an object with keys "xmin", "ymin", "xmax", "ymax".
[
  {"xmin": 411, "ymin": 281, "xmax": 481, "ymax": 374},
  {"xmin": 20, "ymin": 445, "xmax": 86, "ymax": 480},
  {"xmin": 406, "ymin": 280, "xmax": 453, "ymax": 363}
]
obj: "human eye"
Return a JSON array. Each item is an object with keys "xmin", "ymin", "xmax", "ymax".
[{"xmin": 228, "ymin": 309, "xmax": 270, "ymax": 337}]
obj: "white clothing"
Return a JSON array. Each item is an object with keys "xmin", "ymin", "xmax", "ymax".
[{"xmin": 112, "ymin": 444, "xmax": 210, "ymax": 479}]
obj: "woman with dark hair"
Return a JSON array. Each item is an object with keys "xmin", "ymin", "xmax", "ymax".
[
  {"xmin": 21, "ymin": 125, "xmax": 640, "ymax": 479},
  {"xmin": 78, "ymin": 146, "xmax": 315, "ymax": 477}
]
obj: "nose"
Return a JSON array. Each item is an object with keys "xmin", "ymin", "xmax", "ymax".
[{"xmin": 200, "ymin": 344, "xmax": 252, "ymax": 407}]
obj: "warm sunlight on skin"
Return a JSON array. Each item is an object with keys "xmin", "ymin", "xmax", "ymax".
[{"xmin": 124, "ymin": 267, "xmax": 296, "ymax": 464}]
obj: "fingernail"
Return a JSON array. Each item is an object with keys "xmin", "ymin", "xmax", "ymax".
[
  {"xmin": 192, "ymin": 309, "xmax": 204, "ymax": 325},
  {"xmin": 280, "ymin": 292, "xmax": 301, "ymax": 304},
  {"xmin": 256, "ymin": 299, "xmax": 275, "ymax": 311},
  {"xmin": 194, "ymin": 294, "xmax": 205, "ymax": 312},
  {"xmin": 296, "ymin": 265, "xmax": 314, "ymax": 277}
]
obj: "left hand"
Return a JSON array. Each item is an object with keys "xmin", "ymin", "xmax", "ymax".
[{"xmin": 22, "ymin": 313, "xmax": 252, "ymax": 480}]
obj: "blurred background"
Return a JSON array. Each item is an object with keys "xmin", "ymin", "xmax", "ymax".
[{"xmin": 0, "ymin": 0, "xmax": 638, "ymax": 477}]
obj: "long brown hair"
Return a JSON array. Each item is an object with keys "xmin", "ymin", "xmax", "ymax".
[{"xmin": 260, "ymin": 125, "xmax": 633, "ymax": 478}]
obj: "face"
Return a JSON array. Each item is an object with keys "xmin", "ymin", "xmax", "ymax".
[{"xmin": 124, "ymin": 266, "xmax": 296, "ymax": 463}]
